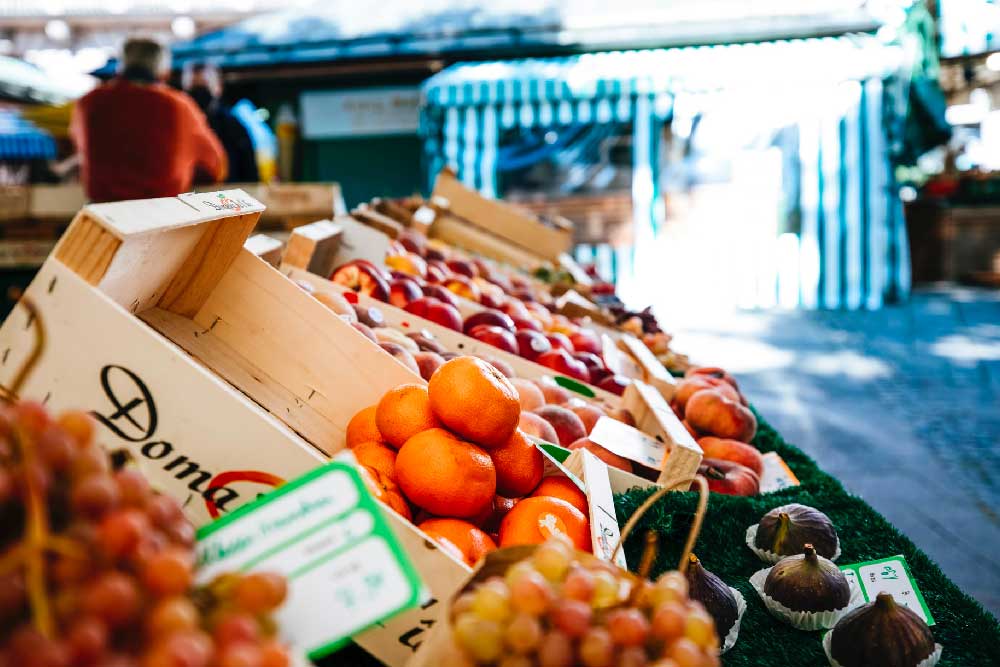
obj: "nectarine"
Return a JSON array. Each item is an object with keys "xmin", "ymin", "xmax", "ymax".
[
  {"xmin": 518, "ymin": 412, "xmax": 560, "ymax": 444},
  {"xmin": 533, "ymin": 405, "xmax": 587, "ymax": 447},
  {"xmin": 510, "ymin": 379, "xmax": 545, "ymax": 411},
  {"xmin": 697, "ymin": 436, "xmax": 763, "ymax": 476},
  {"xmin": 685, "ymin": 389, "xmax": 757, "ymax": 443}
]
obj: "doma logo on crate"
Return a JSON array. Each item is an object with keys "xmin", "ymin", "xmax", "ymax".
[
  {"xmin": 200, "ymin": 192, "xmax": 256, "ymax": 212},
  {"xmin": 91, "ymin": 364, "xmax": 282, "ymax": 517}
]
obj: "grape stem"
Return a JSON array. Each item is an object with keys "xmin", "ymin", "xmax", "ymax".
[{"xmin": 16, "ymin": 424, "xmax": 55, "ymax": 638}]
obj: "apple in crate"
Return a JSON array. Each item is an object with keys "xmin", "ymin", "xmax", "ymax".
[
  {"xmin": 597, "ymin": 374, "xmax": 629, "ymax": 396},
  {"xmin": 546, "ymin": 332, "xmax": 575, "ymax": 353},
  {"xmin": 570, "ymin": 329, "xmax": 602, "ymax": 355},
  {"xmin": 463, "ymin": 309, "xmax": 516, "ymax": 334},
  {"xmin": 443, "ymin": 276, "xmax": 481, "ymax": 302},
  {"xmin": 389, "ymin": 277, "xmax": 423, "ymax": 308},
  {"xmin": 422, "ymin": 283, "xmax": 460, "ymax": 309},
  {"xmin": 446, "ymin": 259, "xmax": 478, "ymax": 278},
  {"xmin": 515, "ymin": 330, "xmax": 551, "ymax": 361},
  {"xmin": 468, "ymin": 325, "xmax": 519, "ymax": 355},
  {"xmin": 512, "ymin": 316, "xmax": 542, "ymax": 332},
  {"xmin": 385, "ymin": 252, "xmax": 427, "ymax": 278},
  {"xmin": 404, "ymin": 296, "xmax": 463, "ymax": 331},
  {"xmin": 698, "ymin": 458, "xmax": 760, "ymax": 496},
  {"xmin": 330, "ymin": 260, "xmax": 390, "ymax": 302},
  {"xmin": 536, "ymin": 349, "xmax": 590, "ymax": 383}
]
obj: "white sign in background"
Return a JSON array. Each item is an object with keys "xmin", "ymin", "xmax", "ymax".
[{"xmin": 300, "ymin": 87, "xmax": 421, "ymax": 139}]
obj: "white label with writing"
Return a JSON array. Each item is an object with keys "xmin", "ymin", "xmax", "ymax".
[
  {"xmin": 196, "ymin": 459, "xmax": 424, "ymax": 660},
  {"xmin": 590, "ymin": 416, "xmax": 665, "ymax": 470},
  {"xmin": 579, "ymin": 450, "xmax": 628, "ymax": 570},
  {"xmin": 839, "ymin": 555, "xmax": 934, "ymax": 625}
]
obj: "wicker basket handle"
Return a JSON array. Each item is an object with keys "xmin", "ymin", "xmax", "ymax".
[{"xmin": 611, "ymin": 475, "xmax": 709, "ymax": 575}]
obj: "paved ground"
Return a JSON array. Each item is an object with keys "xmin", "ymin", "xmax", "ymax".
[{"xmin": 665, "ymin": 285, "xmax": 1000, "ymax": 618}]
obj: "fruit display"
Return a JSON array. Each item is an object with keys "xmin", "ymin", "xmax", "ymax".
[
  {"xmin": 825, "ymin": 592, "xmax": 941, "ymax": 667},
  {"xmin": 438, "ymin": 540, "xmax": 721, "ymax": 667},
  {"xmin": 0, "ymin": 400, "xmax": 291, "ymax": 667},
  {"xmin": 347, "ymin": 355, "xmax": 612, "ymax": 567},
  {"xmin": 750, "ymin": 503, "xmax": 840, "ymax": 562}
]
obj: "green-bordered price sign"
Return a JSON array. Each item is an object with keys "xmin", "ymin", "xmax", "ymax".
[
  {"xmin": 196, "ymin": 460, "xmax": 424, "ymax": 660},
  {"xmin": 839, "ymin": 555, "xmax": 934, "ymax": 626}
]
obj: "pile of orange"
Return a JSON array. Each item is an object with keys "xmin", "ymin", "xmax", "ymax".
[{"xmin": 346, "ymin": 356, "xmax": 592, "ymax": 567}]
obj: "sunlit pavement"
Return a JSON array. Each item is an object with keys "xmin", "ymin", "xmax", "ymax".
[{"xmin": 663, "ymin": 285, "xmax": 1000, "ymax": 617}]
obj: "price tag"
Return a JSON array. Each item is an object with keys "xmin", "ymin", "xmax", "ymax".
[
  {"xmin": 578, "ymin": 451, "xmax": 628, "ymax": 570},
  {"xmin": 590, "ymin": 416, "xmax": 665, "ymax": 471},
  {"xmin": 195, "ymin": 459, "xmax": 424, "ymax": 660},
  {"xmin": 839, "ymin": 555, "xmax": 934, "ymax": 625},
  {"xmin": 759, "ymin": 452, "xmax": 801, "ymax": 493}
]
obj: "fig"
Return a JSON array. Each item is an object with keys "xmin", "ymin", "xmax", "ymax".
[
  {"xmin": 755, "ymin": 503, "xmax": 838, "ymax": 559},
  {"xmin": 684, "ymin": 554, "xmax": 739, "ymax": 638},
  {"xmin": 830, "ymin": 592, "xmax": 936, "ymax": 667},
  {"xmin": 763, "ymin": 544, "xmax": 850, "ymax": 612}
]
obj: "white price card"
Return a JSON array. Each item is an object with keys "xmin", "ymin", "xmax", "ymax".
[
  {"xmin": 195, "ymin": 460, "xmax": 424, "ymax": 660},
  {"xmin": 759, "ymin": 452, "xmax": 801, "ymax": 493},
  {"xmin": 578, "ymin": 450, "xmax": 628, "ymax": 570},
  {"xmin": 839, "ymin": 555, "xmax": 935, "ymax": 625}
]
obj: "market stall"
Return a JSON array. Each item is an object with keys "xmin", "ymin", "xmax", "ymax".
[
  {"xmin": 0, "ymin": 188, "xmax": 996, "ymax": 667},
  {"xmin": 419, "ymin": 35, "xmax": 919, "ymax": 309}
]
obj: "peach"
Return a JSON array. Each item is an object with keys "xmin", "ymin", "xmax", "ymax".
[
  {"xmin": 686, "ymin": 366, "xmax": 740, "ymax": 392},
  {"xmin": 568, "ymin": 437, "xmax": 634, "ymax": 473},
  {"xmin": 697, "ymin": 437, "xmax": 763, "ymax": 476},
  {"xmin": 510, "ymin": 378, "xmax": 545, "ymax": 411},
  {"xmin": 518, "ymin": 412, "xmax": 559, "ymax": 444},
  {"xmin": 379, "ymin": 342, "xmax": 420, "ymax": 375},
  {"xmin": 672, "ymin": 376, "xmax": 742, "ymax": 417},
  {"xmin": 413, "ymin": 351, "xmax": 445, "ymax": 381},
  {"xmin": 570, "ymin": 404, "xmax": 607, "ymax": 435},
  {"xmin": 532, "ymin": 405, "xmax": 587, "ymax": 447},
  {"xmin": 685, "ymin": 389, "xmax": 757, "ymax": 443},
  {"xmin": 534, "ymin": 377, "xmax": 571, "ymax": 405}
]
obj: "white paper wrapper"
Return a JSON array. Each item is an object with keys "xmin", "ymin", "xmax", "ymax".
[
  {"xmin": 749, "ymin": 567, "xmax": 863, "ymax": 631},
  {"xmin": 720, "ymin": 586, "xmax": 746, "ymax": 654},
  {"xmin": 822, "ymin": 628, "xmax": 943, "ymax": 667},
  {"xmin": 745, "ymin": 524, "xmax": 842, "ymax": 564}
]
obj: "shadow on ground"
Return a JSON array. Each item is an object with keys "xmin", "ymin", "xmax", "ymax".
[{"xmin": 667, "ymin": 285, "xmax": 1000, "ymax": 618}]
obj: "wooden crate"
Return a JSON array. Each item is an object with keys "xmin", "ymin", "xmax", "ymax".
[
  {"xmin": 0, "ymin": 189, "xmax": 470, "ymax": 667},
  {"xmin": 431, "ymin": 169, "xmax": 573, "ymax": 262}
]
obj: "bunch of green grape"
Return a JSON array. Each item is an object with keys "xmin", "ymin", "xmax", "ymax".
[
  {"xmin": 0, "ymin": 401, "xmax": 291, "ymax": 667},
  {"xmin": 449, "ymin": 540, "xmax": 720, "ymax": 667}
]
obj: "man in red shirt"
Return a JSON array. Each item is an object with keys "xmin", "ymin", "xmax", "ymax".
[{"xmin": 72, "ymin": 38, "xmax": 227, "ymax": 202}]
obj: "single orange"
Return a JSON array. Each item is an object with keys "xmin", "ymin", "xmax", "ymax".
[
  {"xmin": 346, "ymin": 405, "xmax": 382, "ymax": 448},
  {"xmin": 498, "ymin": 496, "xmax": 590, "ymax": 551},
  {"xmin": 418, "ymin": 518, "xmax": 497, "ymax": 568},
  {"xmin": 395, "ymin": 428, "xmax": 496, "ymax": 518},
  {"xmin": 490, "ymin": 429, "xmax": 544, "ymax": 497},
  {"xmin": 530, "ymin": 476, "xmax": 588, "ymax": 515},
  {"xmin": 427, "ymin": 356, "xmax": 520, "ymax": 448},
  {"xmin": 352, "ymin": 441, "xmax": 397, "ymax": 482},
  {"xmin": 358, "ymin": 465, "xmax": 411, "ymax": 522},
  {"xmin": 375, "ymin": 384, "xmax": 441, "ymax": 449}
]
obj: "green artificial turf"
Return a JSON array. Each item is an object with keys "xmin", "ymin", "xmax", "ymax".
[{"xmin": 613, "ymin": 410, "xmax": 1000, "ymax": 667}]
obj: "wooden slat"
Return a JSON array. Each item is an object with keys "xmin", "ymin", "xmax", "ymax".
[
  {"xmin": 622, "ymin": 381, "xmax": 702, "ymax": 490},
  {"xmin": 158, "ymin": 212, "xmax": 258, "ymax": 318},
  {"xmin": 53, "ymin": 214, "xmax": 122, "ymax": 285},
  {"xmin": 244, "ymin": 234, "xmax": 285, "ymax": 268},
  {"xmin": 430, "ymin": 215, "xmax": 547, "ymax": 270},
  {"xmin": 618, "ymin": 334, "xmax": 678, "ymax": 401},
  {"xmin": 282, "ymin": 220, "xmax": 343, "ymax": 276}
]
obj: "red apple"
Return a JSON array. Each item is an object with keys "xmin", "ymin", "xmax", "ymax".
[
  {"xmin": 463, "ymin": 309, "xmax": 516, "ymax": 334},
  {"xmin": 443, "ymin": 276, "xmax": 481, "ymax": 302},
  {"xmin": 407, "ymin": 331, "xmax": 448, "ymax": 355},
  {"xmin": 569, "ymin": 329, "xmax": 602, "ymax": 355},
  {"xmin": 425, "ymin": 263, "xmax": 448, "ymax": 284},
  {"xmin": 385, "ymin": 253, "xmax": 427, "ymax": 279},
  {"xmin": 545, "ymin": 332, "xmax": 574, "ymax": 353},
  {"xmin": 572, "ymin": 352, "xmax": 606, "ymax": 377},
  {"xmin": 697, "ymin": 437, "xmax": 764, "ymax": 477},
  {"xmin": 425, "ymin": 247, "xmax": 448, "ymax": 262},
  {"xmin": 515, "ymin": 330, "xmax": 552, "ymax": 361},
  {"xmin": 388, "ymin": 277, "xmax": 423, "ymax": 308},
  {"xmin": 479, "ymin": 291, "xmax": 505, "ymax": 309},
  {"xmin": 352, "ymin": 304, "xmax": 385, "ymax": 328},
  {"xmin": 413, "ymin": 351, "xmax": 446, "ymax": 381},
  {"xmin": 330, "ymin": 260, "xmax": 390, "ymax": 302},
  {"xmin": 351, "ymin": 321, "xmax": 377, "ymax": 343},
  {"xmin": 568, "ymin": 437, "xmax": 634, "ymax": 473},
  {"xmin": 501, "ymin": 300, "xmax": 531, "ymax": 321},
  {"xmin": 468, "ymin": 325, "xmax": 519, "ymax": 355},
  {"xmin": 597, "ymin": 374, "xmax": 629, "ymax": 396},
  {"xmin": 404, "ymin": 297, "xmax": 463, "ymax": 331},
  {"xmin": 447, "ymin": 259, "xmax": 478, "ymax": 278},
  {"xmin": 536, "ymin": 349, "xmax": 590, "ymax": 384},
  {"xmin": 698, "ymin": 458, "xmax": 760, "ymax": 496},
  {"xmin": 513, "ymin": 317, "xmax": 542, "ymax": 332},
  {"xmin": 422, "ymin": 284, "xmax": 460, "ymax": 309},
  {"xmin": 379, "ymin": 342, "xmax": 420, "ymax": 375},
  {"xmin": 397, "ymin": 230, "xmax": 426, "ymax": 255}
]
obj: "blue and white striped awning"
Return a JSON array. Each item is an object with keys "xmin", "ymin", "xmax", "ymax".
[
  {"xmin": 422, "ymin": 35, "xmax": 904, "ymax": 109},
  {"xmin": 0, "ymin": 110, "xmax": 56, "ymax": 160}
]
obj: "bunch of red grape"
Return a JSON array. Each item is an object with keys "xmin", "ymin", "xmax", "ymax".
[
  {"xmin": 0, "ymin": 401, "xmax": 291, "ymax": 667},
  {"xmin": 448, "ymin": 540, "xmax": 720, "ymax": 667}
]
